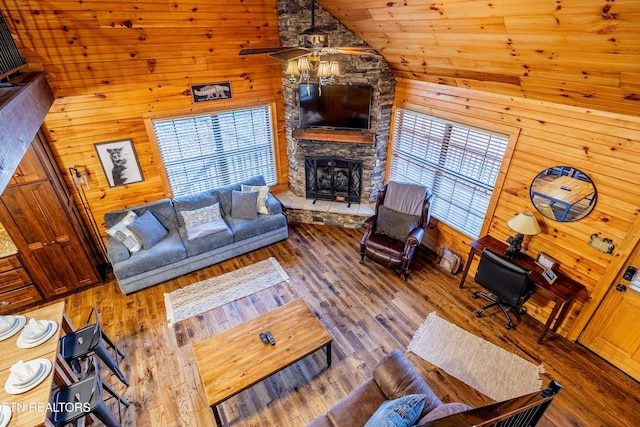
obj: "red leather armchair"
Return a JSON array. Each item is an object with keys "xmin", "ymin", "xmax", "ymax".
[{"xmin": 360, "ymin": 181, "xmax": 432, "ymax": 280}]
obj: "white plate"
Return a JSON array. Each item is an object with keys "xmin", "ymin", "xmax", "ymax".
[
  {"xmin": 4, "ymin": 359, "xmax": 52, "ymax": 395},
  {"xmin": 16, "ymin": 321, "xmax": 58, "ymax": 348},
  {"xmin": 0, "ymin": 316, "xmax": 14, "ymax": 334},
  {"xmin": 0, "ymin": 404, "xmax": 12, "ymax": 427},
  {"xmin": 10, "ymin": 362, "xmax": 45, "ymax": 387},
  {"xmin": 0, "ymin": 316, "xmax": 26, "ymax": 341},
  {"xmin": 22, "ymin": 321, "xmax": 52, "ymax": 342}
]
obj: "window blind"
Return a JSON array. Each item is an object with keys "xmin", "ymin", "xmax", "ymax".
[
  {"xmin": 389, "ymin": 108, "xmax": 509, "ymax": 238},
  {"xmin": 152, "ymin": 105, "xmax": 276, "ymax": 198}
]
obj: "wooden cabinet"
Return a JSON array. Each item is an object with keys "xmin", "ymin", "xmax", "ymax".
[
  {"xmin": 0, "ymin": 254, "xmax": 43, "ymax": 313},
  {"xmin": 0, "ymin": 131, "xmax": 101, "ymax": 300},
  {"xmin": 7, "ymin": 145, "xmax": 48, "ymax": 185}
]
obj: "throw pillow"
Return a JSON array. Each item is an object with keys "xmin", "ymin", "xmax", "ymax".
[
  {"xmin": 180, "ymin": 203, "xmax": 223, "ymax": 229},
  {"xmin": 126, "ymin": 210, "xmax": 168, "ymax": 250},
  {"xmin": 376, "ymin": 205, "xmax": 420, "ymax": 242},
  {"xmin": 364, "ymin": 394, "xmax": 427, "ymax": 427},
  {"xmin": 185, "ymin": 220, "xmax": 229, "ymax": 241},
  {"xmin": 241, "ymin": 184, "xmax": 270, "ymax": 214},
  {"xmin": 231, "ymin": 190, "xmax": 259, "ymax": 219},
  {"xmin": 415, "ymin": 402, "xmax": 473, "ymax": 425},
  {"xmin": 105, "ymin": 211, "xmax": 143, "ymax": 254}
]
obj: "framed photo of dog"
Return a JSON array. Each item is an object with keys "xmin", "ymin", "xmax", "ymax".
[{"xmin": 94, "ymin": 139, "xmax": 143, "ymax": 187}]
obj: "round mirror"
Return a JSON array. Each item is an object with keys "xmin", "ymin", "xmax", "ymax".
[{"xmin": 530, "ymin": 166, "xmax": 596, "ymax": 222}]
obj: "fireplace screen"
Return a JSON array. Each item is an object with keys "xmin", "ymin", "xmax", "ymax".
[{"xmin": 305, "ymin": 157, "xmax": 363, "ymax": 205}]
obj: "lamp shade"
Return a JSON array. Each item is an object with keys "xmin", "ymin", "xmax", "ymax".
[
  {"xmin": 285, "ymin": 59, "xmax": 299, "ymax": 76},
  {"xmin": 297, "ymin": 56, "xmax": 311, "ymax": 72},
  {"xmin": 507, "ymin": 211, "xmax": 541, "ymax": 235},
  {"xmin": 317, "ymin": 61, "xmax": 331, "ymax": 77},
  {"xmin": 329, "ymin": 61, "xmax": 340, "ymax": 77}
]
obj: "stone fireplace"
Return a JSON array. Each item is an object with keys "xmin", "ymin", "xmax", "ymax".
[{"xmin": 277, "ymin": 0, "xmax": 396, "ymax": 205}]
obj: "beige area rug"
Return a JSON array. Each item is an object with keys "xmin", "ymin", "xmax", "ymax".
[
  {"xmin": 408, "ymin": 312, "xmax": 544, "ymax": 402},
  {"xmin": 164, "ymin": 257, "xmax": 289, "ymax": 326}
]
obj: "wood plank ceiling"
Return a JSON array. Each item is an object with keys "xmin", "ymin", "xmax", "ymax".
[{"xmin": 316, "ymin": 0, "xmax": 640, "ymax": 118}]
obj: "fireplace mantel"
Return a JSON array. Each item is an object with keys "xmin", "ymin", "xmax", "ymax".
[{"xmin": 292, "ymin": 128, "xmax": 375, "ymax": 144}]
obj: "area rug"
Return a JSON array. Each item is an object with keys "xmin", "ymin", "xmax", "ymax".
[
  {"xmin": 408, "ymin": 312, "xmax": 544, "ymax": 402},
  {"xmin": 164, "ymin": 257, "xmax": 289, "ymax": 326}
]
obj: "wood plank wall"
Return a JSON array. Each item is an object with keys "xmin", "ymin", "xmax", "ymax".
[
  {"xmin": 1, "ymin": 0, "xmax": 287, "ymax": 236},
  {"xmin": 393, "ymin": 78, "xmax": 640, "ymax": 340},
  {"xmin": 318, "ymin": 0, "xmax": 640, "ymax": 119}
]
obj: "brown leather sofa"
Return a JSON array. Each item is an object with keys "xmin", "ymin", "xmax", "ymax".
[{"xmin": 307, "ymin": 349, "xmax": 471, "ymax": 427}]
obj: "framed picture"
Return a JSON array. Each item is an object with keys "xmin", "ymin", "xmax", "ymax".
[
  {"xmin": 191, "ymin": 82, "xmax": 232, "ymax": 103},
  {"xmin": 94, "ymin": 139, "xmax": 143, "ymax": 187},
  {"xmin": 542, "ymin": 268, "xmax": 558, "ymax": 285},
  {"xmin": 535, "ymin": 252, "xmax": 559, "ymax": 271}
]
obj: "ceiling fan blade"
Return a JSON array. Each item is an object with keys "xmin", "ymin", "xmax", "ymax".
[
  {"xmin": 324, "ymin": 47, "xmax": 381, "ymax": 57},
  {"xmin": 268, "ymin": 48, "xmax": 311, "ymax": 61},
  {"xmin": 239, "ymin": 47, "xmax": 296, "ymax": 56}
]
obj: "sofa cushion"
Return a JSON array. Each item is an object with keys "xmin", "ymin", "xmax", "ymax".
[
  {"xmin": 186, "ymin": 220, "xmax": 229, "ymax": 241},
  {"xmin": 265, "ymin": 193, "xmax": 283, "ymax": 215},
  {"xmin": 231, "ymin": 190, "xmax": 259, "ymax": 219},
  {"xmin": 415, "ymin": 402, "xmax": 473, "ymax": 425},
  {"xmin": 181, "ymin": 203, "xmax": 222, "ymax": 229},
  {"xmin": 364, "ymin": 394, "xmax": 426, "ymax": 427},
  {"xmin": 365, "ymin": 233, "xmax": 405, "ymax": 258},
  {"xmin": 225, "ymin": 212, "xmax": 287, "ymax": 242},
  {"xmin": 173, "ymin": 190, "xmax": 219, "ymax": 218},
  {"xmin": 106, "ymin": 211, "xmax": 143, "ymax": 254},
  {"xmin": 111, "ymin": 230, "xmax": 187, "ymax": 280},
  {"xmin": 173, "ymin": 190, "xmax": 220, "ymax": 241},
  {"xmin": 376, "ymin": 205, "xmax": 420, "ymax": 242},
  {"xmin": 182, "ymin": 226, "xmax": 234, "ymax": 257},
  {"xmin": 241, "ymin": 184, "xmax": 270, "ymax": 214},
  {"xmin": 179, "ymin": 203, "xmax": 229, "ymax": 241},
  {"xmin": 327, "ymin": 379, "xmax": 388, "ymax": 427},
  {"xmin": 373, "ymin": 350, "xmax": 443, "ymax": 418},
  {"xmin": 217, "ymin": 175, "xmax": 267, "ymax": 216},
  {"xmin": 127, "ymin": 210, "xmax": 168, "ymax": 250}
]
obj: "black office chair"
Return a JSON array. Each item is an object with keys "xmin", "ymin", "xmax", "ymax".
[
  {"xmin": 59, "ymin": 307, "xmax": 129, "ymax": 386},
  {"xmin": 472, "ymin": 248, "xmax": 534, "ymax": 330}
]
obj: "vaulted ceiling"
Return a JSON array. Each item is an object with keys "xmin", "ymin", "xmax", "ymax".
[{"xmin": 316, "ymin": 0, "xmax": 640, "ymax": 118}]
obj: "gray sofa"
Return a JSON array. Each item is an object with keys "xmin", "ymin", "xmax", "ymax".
[{"xmin": 104, "ymin": 176, "xmax": 288, "ymax": 295}]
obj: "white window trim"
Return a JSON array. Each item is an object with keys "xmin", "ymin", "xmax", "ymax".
[
  {"xmin": 387, "ymin": 104, "xmax": 519, "ymax": 238},
  {"xmin": 144, "ymin": 100, "xmax": 281, "ymax": 198}
]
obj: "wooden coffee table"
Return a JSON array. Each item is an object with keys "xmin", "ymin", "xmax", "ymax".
[{"xmin": 193, "ymin": 299, "xmax": 332, "ymax": 426}]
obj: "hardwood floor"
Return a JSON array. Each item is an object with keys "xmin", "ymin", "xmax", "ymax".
[{"xmin": 61, "ymin": 222, "xmax": 640, "ymax": 426}]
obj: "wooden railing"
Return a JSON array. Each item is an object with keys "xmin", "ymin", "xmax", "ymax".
[{"xmin": 423, "ymin": 381, "xmax": 562, "ymax": 427}]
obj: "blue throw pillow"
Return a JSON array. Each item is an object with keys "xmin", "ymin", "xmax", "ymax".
[
  {"xmin": 231, "ymin": 190, "xmax": 259, "ymax": 219},
  {"xmin": 364, "ymin": 394, "xmax": 427, "ymax": 427},
  {"xmin": 126, "ymin": 210, "xmax": 168, "ymax": 250}
]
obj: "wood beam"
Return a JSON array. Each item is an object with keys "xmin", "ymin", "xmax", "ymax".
[{"xmin": 0, "ymin": 72, "xmax": 53, "ymax": 193}]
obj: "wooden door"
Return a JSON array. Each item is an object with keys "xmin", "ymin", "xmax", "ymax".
[
  {"xmin": 0, "ymin": 181, "xmax": 99, "ymax": 296},
  {"xmin": 580, "ymin": 241, "xmax": 640, "ymax": 381}
]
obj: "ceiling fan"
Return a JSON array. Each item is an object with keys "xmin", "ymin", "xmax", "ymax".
[{"xmin": 239, "ymin": 0, "xmax": 379, "ymax": 61}]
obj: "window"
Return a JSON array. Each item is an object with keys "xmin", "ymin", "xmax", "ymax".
[
  {"xmin": 152, "ymin": 105, "xmax": 276, "ymax": 198},
  {"xmin": 389, "ymin": 108, "xmax": 509, "ymax": 238}
]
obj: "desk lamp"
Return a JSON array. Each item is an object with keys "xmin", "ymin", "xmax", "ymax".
[{"xmin": 506, "ymin": 211, "xmax": 541, "ymax": 258}]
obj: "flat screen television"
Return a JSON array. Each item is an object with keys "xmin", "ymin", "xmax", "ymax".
[{"xmin": 299, "ymin": 84, "xmax": 372, "ymax": 130}]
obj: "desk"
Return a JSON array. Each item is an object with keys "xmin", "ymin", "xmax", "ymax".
[
  {"xmin": 459, "ymin": 235, "xmax": 585, "ymax": 343},
  {"xmin": 0, "ymin": 301, "xmax": 68, "ymax": 427},
  {"xmin": 531, "ymin": 176, "xmax": 595, "ymax": 221}
]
